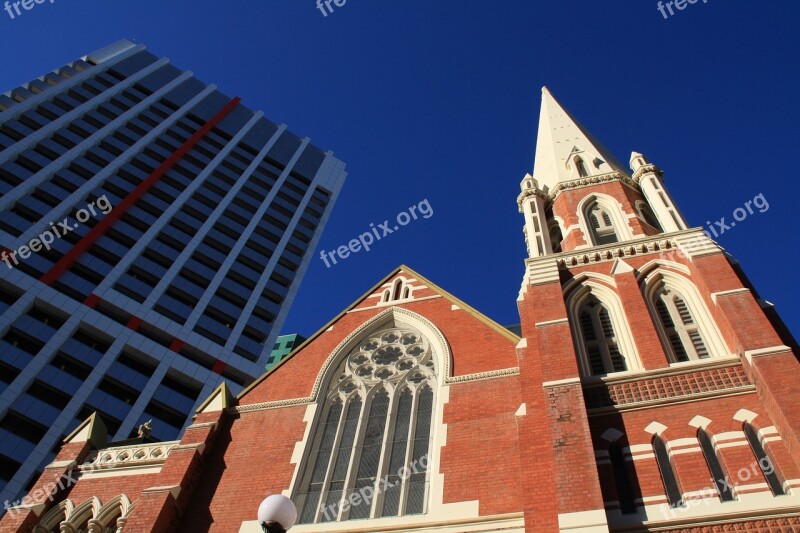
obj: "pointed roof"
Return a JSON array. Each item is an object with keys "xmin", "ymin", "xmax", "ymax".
[
  {"xmin": 195, "ymin": 382, "xmax": 234, "ymax": 415},
  {"xmin": 64, "ymin": 412, "xmax": 107, "ymax": 448},
  {"xmin": 532, "ymin": 87, "xmax": 628, "ymax": 193},
  {"xmin": 237, "ymin": 265, "xmax": 520, "ymax": 400}
]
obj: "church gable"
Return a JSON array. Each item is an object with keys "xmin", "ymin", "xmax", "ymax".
[{"xmin": 239, "ymin": 266, "xmax": 520, "ymax": 406}]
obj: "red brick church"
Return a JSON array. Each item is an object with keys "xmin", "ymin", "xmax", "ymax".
[{"xmin": 2, "ymin": 89, "xmax": 800, "ymax": 533}]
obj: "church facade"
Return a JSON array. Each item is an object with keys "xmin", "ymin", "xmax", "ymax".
[{"xmin": 2, "ymin": 88, "xmax": 800, "ymax": 533}]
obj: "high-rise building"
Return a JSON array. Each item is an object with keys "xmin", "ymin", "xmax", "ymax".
[
  {"xmin": 3, "ymin": 88, "xmax": 799, "ymax": 533},
  {"xmin": 0, "ymin": 39, "xmax": 346, "ymax": 508},
  {"xmin": 267, "ymin": 333, "xmax": 306, "ymax": 372}
]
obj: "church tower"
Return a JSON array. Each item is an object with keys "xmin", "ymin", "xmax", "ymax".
[{"xmin": 515, "ymin": 87, "xmax": 800, "ymax": 531}]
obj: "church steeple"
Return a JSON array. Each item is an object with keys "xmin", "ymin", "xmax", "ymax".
[
  {"xmin": 532, "ymin": 87, "xmax": 628, "ymax": 194},
  {"xmin": 520, "ymin": 87, "xmax": 688, "ymax": 258}
]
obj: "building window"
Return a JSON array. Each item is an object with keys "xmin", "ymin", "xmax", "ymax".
[
  {"xmin": 743, "ymin": 423, "xmax": 785, "ymax": 496},
  {"xmin": 653, "ymin": 287, "xmax": 709, "ymax": 363},
  {"xmin": 653, "ymin": 435, "xmax": 683, "ymax": 508},
  {"xmin": 575, "ymin": 156, "xmax": 589, "ymax": 177},
  {"xmin": 381, "ymin": 278, "xmax": 413, "ymax": 303},
  {"xmin": 578, "ymin": 296, "xmax": 628, "ymax": 375},
  {"xmin": 587, "ymin": 203, "xmax": 619, "ymax": 245},
  {"xmin": 637, "ymin": 201, "xmax": 663, "ymax": 232},
  {"xmin": 609, "ymin": 442, "xmax": 637, "ymax": 514},
  {"xmin": 697, "ymin": 429, "xmax": 734, "ymax": 502},
  {"xmin": 549, "ymin": 221, "xmax": 564, "ymax": 253},
  {"xmin": 296, "ymin": 326, "xmax": 436, "ymax": 523}
]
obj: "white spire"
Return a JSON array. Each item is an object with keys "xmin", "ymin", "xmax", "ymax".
[{"xmin": 532, "ymin": 87, "xmax": 628, "ymax": 193}]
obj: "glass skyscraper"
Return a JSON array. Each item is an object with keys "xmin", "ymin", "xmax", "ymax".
[{"xmin": 0, "ymin": 40, "xmax": 346, "ymax": 506}]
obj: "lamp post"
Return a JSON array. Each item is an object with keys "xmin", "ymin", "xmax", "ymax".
[{"xmin": 257, "ymin": 494, "xmax": 297, "ymax": 533}]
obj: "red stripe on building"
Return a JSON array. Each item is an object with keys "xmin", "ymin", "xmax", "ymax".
[
  {"xmin": 83, "ymin": 294, "xmax": 101, "ymax": 309},
  {"xmin": 39, "ymin": 97, "xmax": 241, "ymax": 286},
  {"xmin": 212, "ymin": 360, "xmax": 226, "ymax": 375},
  {"xmin": 126, "ymin": 316, "xmax": 142, "ymax": 331}
]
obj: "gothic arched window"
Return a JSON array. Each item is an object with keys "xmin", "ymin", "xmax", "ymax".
[
  {"xmin": 609, "ymin": 442, "xmax": 636, "ymax": 514},
  {"xmin": 549, "ymin": 221, "xmax": 564, "ymax": 253},
  {"xmin": 697, "ymin": 428, "xmax": 734, "ymax": 502},
  {"xmin": 637, "ymin": 201, "xmax": 663, "ymax": 232},
  {"xmin": 575, "ymin": 156, "xmax": 589, "ymax": 177},
  {"xmin": 296, "ymin": 326, "xmax": 436, "ymax": 524},
  {"xmin": 653, "ymin": 286, "xmax": 709, "ymax": 363},
  {"xmin": 743, "ymin": 423, "xmax": 786, "ymax": 496},
  {"xmin": 587, "ymin": 203, "xmax": 619, "ymax": 245},
  {"xmin": 578, "ymin": 295, "xmax": 628, "ymax": 375},
  {"xmin": 653, "ymin": 435, "xmax": 683, "ymax": 508},
  {"xmin": 382, "ymin": 279, "xmax": 413, "ymax": 303}
]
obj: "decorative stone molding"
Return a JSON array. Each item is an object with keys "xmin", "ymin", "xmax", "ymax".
[
  {"xmin": 516, "ymin": 186, "xmax": 549, "ymax": 211},
  {"xmin": 631, "ymin": 163, "xmax": 664, "ymax": 182},
  {"xmin": 81, "ymin": 441, "xmax": 180, "ymax": 472},
  {"xmin": 548, "ymin": 171, "xmax": 637, "ymax": 200},
  {"xmin": 234, "ymin": 368, "xmax": 523, "ymax": 415},
  {"xmin": 445, "ymin": 367, "xmax": 520, "ymax": 384},
  {"xmin": 234, "ymin": 397, "xmax": 313, "ymax": 413},
  {"xmin": 527, "ymin": 258, "xmax": 561, "ymax": 285},
  {"xmin": 584, "ymin": 363, "xmax": 753, "ymax": 413},
  {"xmin": 523, "ymin": 229, "xmax": 718, "ymax": 273}
]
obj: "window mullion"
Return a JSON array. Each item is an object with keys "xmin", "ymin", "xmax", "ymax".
[
  {"xmin": 398, "ymin": 385, "xmax": 420, "ymax": 516},
  {"xmin": 592, "ymin": 309, "xmax": 613, "ymax": 374},
  {"xmin": 371, "ymin": 388, "xmax": 399, "ymax": 518},
  {"xmin": 338, "ymin": 393, "xmax": 370, "ymax": 520},
  {"xmin": 312, "ymin": 396, "xmax": 348, "ymax": 523}
]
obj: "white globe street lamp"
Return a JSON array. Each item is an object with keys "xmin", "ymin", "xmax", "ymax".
[{"xmin": 257, "ymin": 494, "xmax": 298, "ymax": 533}]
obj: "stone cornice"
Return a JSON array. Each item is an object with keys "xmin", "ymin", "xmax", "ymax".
[
  {"xmin": 80, "ymin": 441, "xmax": 181, "ymax": 472},
  {"xmin": 523, "ymin": 228, "xmax": 715, "ymax": 273},
  {"xmin": 233, "ymin": 368, "xmax": 522, "ymax": 414},
  {"xmin": 632, "ymin": 163, "xmax": 664, "ymax": 182},
  {"xmin": 516, "ymin": 187, "xmax": 548, "ymax": 211},
  {"xmin": 517, "ymin": 171, "xmax": 641, "ymax": 210}
]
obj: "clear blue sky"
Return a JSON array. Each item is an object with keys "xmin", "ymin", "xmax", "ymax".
[{"xmin": 2, "ymin": 1, "xmax": 798, "ymax": 341}]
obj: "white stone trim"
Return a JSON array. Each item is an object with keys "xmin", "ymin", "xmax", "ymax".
[
  {"xmin": 576, "ymin": 192, "xmax": 635, "ymax": 246},
  {"xmin": 543, "ymin": 377, "xmax": 581, "ymax": 388},
  {"xmin": 644, "ymin": 422, "xmax": 667, "ymax": 436},
  {"xmin": 672, "ymin": 231, "xmax": 722, "ymax": 260},
  {"xmin": 710, "ymin": 287, "xmax": 751, "ymax": 304},
  {"xmin": 557, "ymin": 509, "xmax": 609, "ymax": 532},
  {"xmin": 565, "ymin": 280, "xmax": 643, "ymax": 377},
  {"xmin": 641, "ymin": 268, "xmax": 731, "ymax": 363},
  {"xmin": 350, "ymin": 295, "xmax": 442, "ymax": 313},
  {"xmin": 733, "ymin": 409, "xmax": 759, "ymax": 423},
  {"xmin": 239, "ymin": 512, "xmax": 526, "ymax": 532},
  {"xmin": 527, "ymin": 258, "xmax": 561, "ymax": 285},
  {"xmin": 628, "ymin": 490, "xmax": 800, "ymax": 527},
  {"xmin": 743, "ymin": 345, "xmax": 793, "ymax": 364},
  {"xmin": 536, "ymin": 317, "xmax": 570, "ymax": 328},
  {"xmin": 446, "ymin": 368, "xmax": 520, "ymax": 384},
  {"xmin": 688, "ymin": 415, "xmax": 712, "ymax": 429}
]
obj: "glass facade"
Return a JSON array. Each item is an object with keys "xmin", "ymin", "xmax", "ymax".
[{"xmin": 0, "ymin": 40, "xmax": 346, "ymax": 507}]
